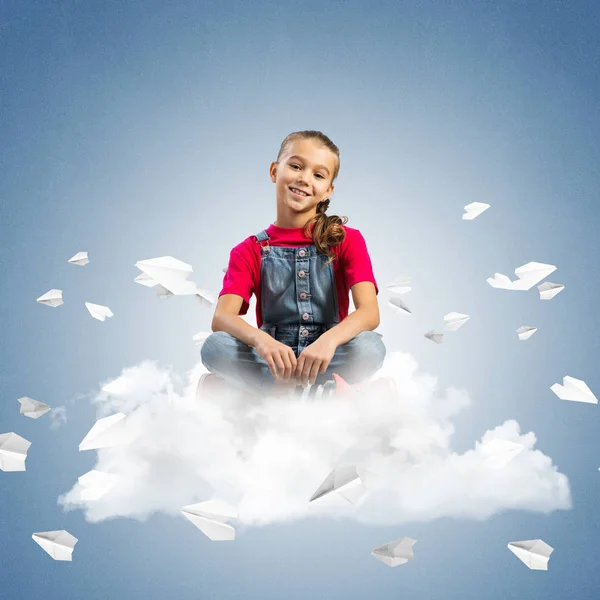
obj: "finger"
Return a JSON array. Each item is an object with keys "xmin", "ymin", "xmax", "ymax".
[
  {"xmin": 309, "ymin": 360, "xmax": 322, "ymax": 386},
  {"xmin": 296, "ymin": 355, "xmax": 305, "ymax": 383},
  {"xmin": 265, "ymin": 355, "xmax": 277, "ymax": 379},
  {"xmin": 302, "ymin": 359, "xmax": 313, "ymax": 387},
  {"xmin": 280, "ymin": 350, "xmax": 293, "ymax": 381},
  {"xmin": 273, "ymin": 354, "xmax": 285, "ymax": 379}
]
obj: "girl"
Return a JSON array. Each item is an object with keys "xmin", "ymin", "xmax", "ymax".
[{"xmin": 199, "ymin": 130, "xmax": 390, "ymax": 399}]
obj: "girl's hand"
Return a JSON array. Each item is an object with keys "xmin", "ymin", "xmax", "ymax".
[
  {"xmin": 255, "ymin": 334, "xmax": 298, "ymax": 383},
  {"xmin": 295, "ymin": 337, "xmax": 337, "ymax": 387}
]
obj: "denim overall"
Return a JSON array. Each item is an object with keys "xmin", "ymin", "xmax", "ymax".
[
  {"xmin": 255, "ymin": 229, "xmax": 338, "ymax": 353},
  {"xmin": 200, "ymin": 228, "xmax": 386, "ymax": 396}
]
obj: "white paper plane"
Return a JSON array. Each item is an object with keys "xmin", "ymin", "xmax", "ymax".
[
  {"xmin": 78, "ymin": 470, "xmax": 120, "ymax": 501},
  {"xmin": 538, "ymin": 282, "xmax": 564, "ymax": 300},
  {"xmin": 195, "ymin": 289, "xmax": 215, "ymax": 308},
  {"xmin": 85, "ymin": 302, "xmax": 114, "ymax": 321},
  {"xmin": 181, "ymin": 499, "xmax": 237, "ymax": 541},
  {"xmin": 444, "ymin": 312, "xmax": 470, "ymax": 331},
  {"xmin": 424, "ymin": 330, "xmax": 443, "ymax": 344},
  {"xmin": 36, "ymin": 289, "xmax": 63, "ymax": 307},
  {"xmin": 135, "ymin": 256, "xmax": 197, "ymax": 296},
  {"xmin": 388, "ymin": 295, "xmax": 411, "ymax": 315},
  {"xmin": 386, "ymin": 277, "xmax": 411, "ymax": 295},
  {"xmin": 487, "ymin": 262, "xmax": 556, "ymax": 291},
  {"xmin": 517, "ymin": 326, "xmax": 537, "ymax": 341},
  {"xmin": 18, "ymin": 396, "xmax": 51, "ymax": 419},
  {"xmin": 371, "ymin": 537, "xmax": 417, "ymax": 567},
  {"xmin": 68, "ymin": 251, "xmax": 89, "ymax": 266},
  {"xmin": 481, "ymin": 439, "xmax": 524, "ymax": 468},
  {"xmin": 462, "ymin": 202, "xmax": 490, "ymax": 220},
  {"xmin": 550, "ymin": 376, "xmax": 598, "ymax": 404},
  {"xmin": 79, "ymin": 412, "xmax": 133, "ymax": 451},
  {"xmin": 32, "ymin": 530, "xmax": 78, "ymax": 561},
  {"xmin": 0, "ymin": 432, "xmax": 31, "ymax": 471},
  {"xmin": 508, "ymin": 539, "xmax": 553, "ymax": 570},
  {"xmin": 193, "ymin": 331, "xmax": 211, "ymax": 347},
  {"xmin": 309, "ymin": 465, "xmax": 368, "ymax": 505},
  {"xmin": 134, "ymin": 273, "xmax": 158, "ymax": 288}
]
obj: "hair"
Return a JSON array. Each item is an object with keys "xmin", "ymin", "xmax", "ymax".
[{"xmin": 275, "ymin": 130, "xmax": 348, "ymax": 267}]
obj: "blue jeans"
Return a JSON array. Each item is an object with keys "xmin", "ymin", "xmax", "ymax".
[{"xmin": 200, "ymin": 325, "xmax": 386, "ymax": 397}]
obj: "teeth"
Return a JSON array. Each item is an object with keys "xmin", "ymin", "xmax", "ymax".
[{"xmin": 291, "ymin": 188, "xmax": 308, "ymax": 196}]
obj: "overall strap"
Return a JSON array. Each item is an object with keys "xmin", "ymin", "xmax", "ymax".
[{"xmin": 254, "ymin": 229, "xmax": 270, "ymax": 251}]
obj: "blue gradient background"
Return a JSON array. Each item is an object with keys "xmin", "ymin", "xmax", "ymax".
[{"xmin": 1, "ymin": 1, "xmax": 599, "ymax": 598}]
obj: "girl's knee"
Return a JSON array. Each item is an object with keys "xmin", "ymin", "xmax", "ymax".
[
  {"xmin": 353, "ymin": 331, "xmax": 386, "ymax": 367},
  {"xmin": 200, "ymin": 331, "xmax": 236, "ymax": 367}
]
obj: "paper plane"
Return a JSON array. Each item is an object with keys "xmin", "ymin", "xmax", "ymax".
[
  {"xmin": 538, "ymin": 282, "xmax": 564, "ymax": 300},
  {"xmin": 78, "ymin": 470, "xmax": 120, "ymax": 501},
  {"xmin": 101, "ymin": 376, "xmax": 131, "ymax": 396},
  {"xmin": 386, "ymin": 277, "xmax": 411, "ymax": 295},
  {"xmin": 424, "ymin": 330, "xmax": 444, "ymax": 344},
  {"xmin": 371, "ymin": 537, "xmax": 417, "ymax": 567},
  {"xmin": 0, "ymin": 432, "xmax": 31, "ymax": 471},
  {"xmin": 79, "ymin": 412, "xmax": 133, "ymax": 451},
  {"xmin": 85, "ymin": 302, "xmax": 114, "ymax": 321},
  {"xmin": 462, "ymin": 202, "xmax": 490, "ymax": 220},
  {"xmin": 550, "ymin": 376, "xmax": 598, "ymax": 404},
  {"xmin": 135, "ymin": 256, "xmax": 197, "ymax": 296},
  {"xmin": 508, "ymin": 539, "xmax": 553, "ymax": 570},
  {"xmin": 18, "ymin": 396, "xmax": 51, "ymax": 419},
  {"xmin": 36, "ymin": 289, "xmax": 63, "ymax": 307},
  {"xmin": 193, "ymin": 331, "xmax": 211, "ymax": 347},
  {"xmin": 68, "ymin": 251, "xmax": 89, "ymax": 266},
  {"xmin": 134, "ymin": 273, "xmax": 158, "ymax": 287},
  {"xmin": 481, "ymin": 439, "xmax": 524, "ymax": 468},
  {"xmin": 388, "ymin": 295, "xmax": 411, "ymax": 315},
  {"xmin": 517, "ymin": 326, "xmax": 537, "ymax": 341},
  {"xmin": 32, "ymin": 530, "xmax": 78, "ymax": 561},
  {"xmin": 181, "ymin": 499, "xmax": 237, "ymax": 541},
  {"xmin": 309, "ymin": 465, "xmax": 368, "ymax": 505},
  {"xmin": 444, "ymin": 312, "xmax": 470, "ymax": 331},
  {"xmin": 195, "ymin": 289, "xmax": 215, "ymax": 308},
  {"xmin": 487, "ymin": 262, "xmax": 556, "ymax": 291}
]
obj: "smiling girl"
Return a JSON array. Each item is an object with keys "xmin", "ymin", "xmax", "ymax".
[{"xmin": 199, "ymin": 130, "xmax": 389, "ymax": 399}]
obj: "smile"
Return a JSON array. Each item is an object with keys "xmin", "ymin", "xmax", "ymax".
[{"xmin": 289, "ymin": 187, "xmax": 310, "ymax": 198}]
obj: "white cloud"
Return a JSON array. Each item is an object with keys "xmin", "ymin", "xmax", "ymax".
[
  {"xmin": 49, "ymin": 405, "xmax": 68, "ymax": 430},
  {"xmin": 57, "ymin": 353, "xmax": 571, "ymax": 526}
]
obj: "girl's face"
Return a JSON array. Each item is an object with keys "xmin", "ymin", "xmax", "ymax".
[{"xmin": 270, "ymin": 139, "xmax": 336, "ymax": 220}]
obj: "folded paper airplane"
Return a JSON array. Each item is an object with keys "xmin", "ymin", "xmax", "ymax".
[
  {"xmin": 68, "ymin": 251, "xmax": 89, "ymax": 266},
  {"xmin": 180, "ymin": 499, "xmax": 238, "ymax": 541},
  {"xmin": 36, "ymin": 289, "xmax": 63, "ymax": 307},
  {"xmin": 309, "ymin": 465, "xmax": 368, "ymax": 505},
  {"xmin": 444, "ymin": 312, "xmax": 470, "ymax": 331},
  {"xmin": 487, "ymin": 262, "xmax": 556, "ymax": 291},
  {"xmin": 0, "ymin": 432, "xmax": 31, "ymax": 471},
  {"xmin": 79, "ymin": 412, "xmax": 133, "ymax": 451},
  {"xmin": 550, "ymin": 376, "xmax": 597, "ymax": 404},
  {"xmin": 517, "ymin": 326, "xmax": 537, "ymax": 341},
  {"xmin": 537, "ymin": 282, "xmax": 564, "ymax": 300},
  {"xmin": 371, "ymin": 537, "xmax": 417, "ymax": 567},
  {"xmin": 85, "ymin": 302, "xmax": 114, "ymax": 321},
  {"xmin": 134, "ymin": 256, "xmax": 197, "ymax": 296},
  {"xmin": 32, "ymin": 530, "xmax": 78, "ymax": 561},
  {"xmin": 18, "ymin": 396, "xmax": 51, "ymax": 419},
  {"xmin": 507, "ymin": 539, "xmax": 553, "ymax": 570},
  {"xmin": 462, "ymin": 202, "xmax": 490, "ymax": 220}
]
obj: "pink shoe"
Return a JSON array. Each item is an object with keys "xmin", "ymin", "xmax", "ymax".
[{"xmin": 331, "ymin": 373, "xmax": 397, "ymax": 398}]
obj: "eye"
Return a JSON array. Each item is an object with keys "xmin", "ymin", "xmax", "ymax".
[{"xmin": 291, "ymin": 164, "xmax": 325, "ymax": 179}]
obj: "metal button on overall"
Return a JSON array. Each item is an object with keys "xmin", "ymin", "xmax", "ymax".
[
  {"xmin": 298, "ymin": 249, "xmax": 307, "ymax": 257},
  {"xmin": 299, "ymin": 292, "xmax": 307, "ymax": 299},
  {"xmin": 302, "ymin": 313, "xmax": 310, "ymax": 320},
  {"xmin": 298, "ymin": 270, "xmax": 306, "ymax": 278},
  {"xmin": 301, "ymin": 329, "xmax": 309, "ymax": 337}
]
